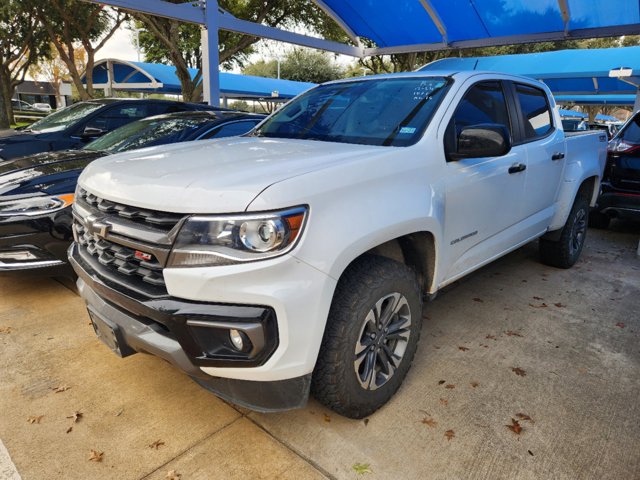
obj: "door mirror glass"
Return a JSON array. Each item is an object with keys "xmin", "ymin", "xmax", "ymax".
[
  {"xmin": 81, "ymin": 126, "xmax": 107, "ymax": 140},
  {"xmin": 450, "ymin": 124, "xmax": 511, "ymax": 160}
]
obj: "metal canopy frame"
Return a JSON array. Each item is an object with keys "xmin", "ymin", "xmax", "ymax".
[{"xmin": 83, "ymin": 0, "xmax": 640, "ymax": 105}]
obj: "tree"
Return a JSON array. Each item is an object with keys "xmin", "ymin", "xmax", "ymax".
[
  {"xmin": 0, "ymin": 1, "xmax": 51, "ymax": 126},
  {"xmin": 131, "ymin": 0, "xmax": 348, "ymax": 101},
  {"xmin": 279, "ymin": 49, "xmax": 343, "ymax": 84},
  {"xmin": 242, "ymin": 59, "xmax": 278, "ymax": 78},
  {"xmin": 33, "ymin": 1, "xmax": 126, "ymax": 100}
]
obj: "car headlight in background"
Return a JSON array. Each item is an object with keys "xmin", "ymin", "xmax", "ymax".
[
  {"xmin": 0, "ymin": 193, "xmax": 75, "ymax": 217},
  {"xmin": 167, "ymin": 206, "xmax": 307, "ymax": 267}
]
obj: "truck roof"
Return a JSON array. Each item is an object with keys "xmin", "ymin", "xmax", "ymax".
[{"xmin": 325, "ymin": 70, "xmax": 546, "ymax": 87}]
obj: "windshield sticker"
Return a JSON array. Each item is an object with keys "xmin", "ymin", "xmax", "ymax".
[{"xmin": 399, "ymin": 127, "xmax": 417, "ymax": 134}]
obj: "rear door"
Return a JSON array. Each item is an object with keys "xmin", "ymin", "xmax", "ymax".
[{"xmin": 510, "ymin": 82, "xmax": 565, "ymax": 221}]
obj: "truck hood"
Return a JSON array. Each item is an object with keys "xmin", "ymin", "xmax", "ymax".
[
  {"xmin": 0, "ymin": 149, "xmax": 107, "ymax": 196},
  {"xmin": 80, "ymin": 137, "xmax": 385, "ymax": 213}
]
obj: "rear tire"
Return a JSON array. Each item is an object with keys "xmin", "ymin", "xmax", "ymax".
[
  {"xmin": 540, "ymin": 194, "xmax": 589, "ymax": 269},
  {"xmin": 588, "ymin": 209, "xmax": 610, "ymax": 229},
  {"xmin": 311, "ymin": 255, "xmax": 422, "ymax": 419}
]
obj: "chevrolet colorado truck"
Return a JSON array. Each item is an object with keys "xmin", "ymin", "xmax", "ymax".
[{"xmin": 69, "ymin": 72, "xmax": 607, "ymax": 418}]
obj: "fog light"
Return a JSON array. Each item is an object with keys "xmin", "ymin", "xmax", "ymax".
[{"xmin": 229, "ymin": 329, "xmax": 244, "ymax": 351}]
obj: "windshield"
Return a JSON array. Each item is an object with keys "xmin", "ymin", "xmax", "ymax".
[
  {"xmin": 84, "ymin": 115, "xmax": 215, "ymax": 153},
  {"xmin": 28, "ymin": 102, "xmax": 104, "ymax": 133},
  {"xmin": 254, "ymin": 77, "xmax": 450, "ymax": 147}
]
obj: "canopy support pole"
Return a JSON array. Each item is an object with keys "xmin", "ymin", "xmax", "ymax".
[
  {"xmin": 557, "ymin": 0, "xmax": 571, "ymax": 35},
  {"xmin": 634, "ymin": 89, "xmax": 640, "ymax": 113},
  {"xmin": 201, "ymin": 0, "xmax": 220, "ymax": 106}
]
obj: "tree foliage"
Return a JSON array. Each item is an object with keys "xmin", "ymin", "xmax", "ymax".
[
  {"xmin": 0, "ymin": 1, "xmax": 51, "ymax": 126},
  {"xmin": 31, "ymin": 0, "xmax": 126, "ymax": 100},
  {"xmin": 131, "ymin": 0, "xmax": 348, "ymax": 101},
  {"xmin": 243, "ymin": 49, "xmax": 343, "ymax": 84}
]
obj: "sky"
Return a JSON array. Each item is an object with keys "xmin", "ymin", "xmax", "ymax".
[{"xmin": 96, "ymin": 27, "xmax": 140, "ymax": 62}]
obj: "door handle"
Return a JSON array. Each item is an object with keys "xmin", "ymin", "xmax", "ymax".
[
  {"xmin": 508, "ymin": 163, "xmax": 526, "ymax": 174},
  {"xmin": 552, "ymin": 152, "xmax": 565, "ymax": 161}
]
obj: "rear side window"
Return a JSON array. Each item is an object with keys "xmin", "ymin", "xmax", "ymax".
[
  {"xmin": 85, "ymin": 104, "xmax": 152, "ymax": 132},
  {"xmin": 202, "ymin": 120, "xmax": 260, "ymax": 139},
  {"xmin": 618, "ymin": 115, "xmax": 640, "ymax": 144},
  {"xmin": 445, "ymin": 81, "xmax": 511, "ymax": 155},
  {"xmin": 515, "ymin": 84, "xmax": 553, "ymax": 140}
]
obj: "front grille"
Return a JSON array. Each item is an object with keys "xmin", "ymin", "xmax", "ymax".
[
  {"xmin": 77, "ymin": 188, "xmax": 183, "ymax": 231},
  {"xmin": 73, "ymin": 189, "xmax": 187, "ymax": 298}
]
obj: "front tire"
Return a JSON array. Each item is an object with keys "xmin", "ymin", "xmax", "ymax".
[
  {"xmin": 540, "ymin": 194, "xmax": 589, "ymax": 269},
  {"xmin": 312, "ymin": 255, "xmax": 422, "ymax": 419}
]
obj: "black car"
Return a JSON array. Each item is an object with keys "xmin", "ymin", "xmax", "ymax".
[
  {"xmin": 590, "ymin": 112, "xmax": 640, "ymax": 228},
  {"xmin": 0, "ymin": 99, "xmax": 217, "ymax": 161},
  {"xmin": 0, "ymin": 110, "xmax": 265, "ymax": 276}
]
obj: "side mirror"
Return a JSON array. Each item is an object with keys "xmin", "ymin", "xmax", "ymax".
[
  {"xmin": 449, "ymin": 124, "xmax": 511, "ymax": 161},
  {"xmin": 81, "ymin": 126, "xmax": 107, "ymax": 140}
]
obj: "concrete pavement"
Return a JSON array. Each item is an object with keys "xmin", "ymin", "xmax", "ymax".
[{"xmin": 0, "ymin": 222, "xmax": 638, "ymax": 479}]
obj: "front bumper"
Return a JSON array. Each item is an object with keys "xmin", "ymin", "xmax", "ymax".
[{"xmin": 0, "ymin": 207, "xmax": 74, "ymax": 276}]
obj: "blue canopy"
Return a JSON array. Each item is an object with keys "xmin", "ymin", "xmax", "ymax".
[
  {"xmin": 85, "ymin": 59, "xmax": 315, "ymax": 99},
  {"xmin": 556, "ymin": 94, "xmax": 636, "ymax": 105},
  {"xmin": 322, "ymin": 0, "xmax": 640, "ymax": 50},
  {"xmin": 419, "ymin": 46, "xmax": 640, "ymax": 95}
]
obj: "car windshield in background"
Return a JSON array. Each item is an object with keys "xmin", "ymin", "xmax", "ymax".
[
  {"xmin": 254, "ymin": 77, "xmax": 451, "ymax": 147},
  {"xmin": 28, "ymin": 102, "xmax": 105, "ymax": 133},
  {"xmin": 84, "ymin": 116, "xmax": 214, "ymax": 153}
]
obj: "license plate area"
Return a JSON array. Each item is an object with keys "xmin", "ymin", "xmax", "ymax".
[{"xmin": 87, "ymin": 309, "xmax": 134, "ymax": 358}]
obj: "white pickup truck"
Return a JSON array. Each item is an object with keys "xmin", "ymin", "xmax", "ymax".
[{"xmin": 69, "ymin": 71, "xmax": 607, "ymax": 418}]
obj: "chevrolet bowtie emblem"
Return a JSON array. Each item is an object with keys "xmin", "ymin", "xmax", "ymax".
[{"xmin": 85, "ymin": 215, "xmax": 112, "ymax": 238}]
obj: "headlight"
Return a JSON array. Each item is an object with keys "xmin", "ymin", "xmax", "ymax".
[
  {"xmin": 167, "ymin": 206, "xmax": 307, "ymax": 267},
  {"xmin": 0, "ymin": 193, "xmax": 74, "ymax": 217}
]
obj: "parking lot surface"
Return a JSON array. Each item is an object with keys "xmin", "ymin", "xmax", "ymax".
[{"xmin": 1, "ymin": 223, "xmax": 638, "ymax": 480}]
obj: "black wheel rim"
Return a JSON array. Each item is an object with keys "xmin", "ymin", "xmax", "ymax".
[
  {"xmin": 354, "ymin": 292, "xmax": 411, "ymax": 391},
  {"xmin": 570, "ymin": 208, "xmax": 587, "ymax": 256}
]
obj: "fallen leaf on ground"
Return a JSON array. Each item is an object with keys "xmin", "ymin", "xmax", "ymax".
[
  {"xmin": 533, "ymin": 296, "xmax": 544, "ymax": 300},
  {"xmin": 114, "ymin": 407, "xmax": 124, "ymax": 417},
  {"xmin": 148, "ymin": 440, "xmax": 165, "ymax": 450},
  {"xmin": 504, "ymin": 330, "xmax": 523, "ymax": 337},
  {"xmin": 88, "ymin": 450, "xmax": 103, "ymax": 462},
  {"xmin": 485, "ymin": 334, "xmax": 496, "ymax": 340},
  {"xmin": 528, "ymin": 303, "xmax": 548, "ymax": 308},
  {"xmin": 422, "ymin": 417, "xmax": 437, "ymax": 427},
  {"xmin": 52, "ymin": 385, "xmax": 71, "ymax": 393},
  {"xmin": 66, "ymin": 426, "xmax": 73, "ymax": 434},
  {"xmin": 438, "ymin": 380, "xmax": 446, "ymax": 385},
  {"xmin": 323, "ymin": 414, "xmax": 331, "ymax": 423},
  {"xmin": 516, "ymin": 413, "xmax": 534, "ymax": 423},
  {"xmin": 472, "ymin": 298, "xmax": 484, "ymax": 303},
  {"xmin": 470, "ymin": 381, "xmax": 479, "ymax": 388},
  {"xmin": 166, "ymin": 470, "xmax": 181, "ymax": 480},
  {"xmin": 511, "ymin": 367, "xmax": 526, "ymax": 377},
  {"xmin": 528, "ymin": 450, "xmax": 534, "ymax": 456},
  {"xmin": 363, "ymin": 418, "xmax": 369, "ymax": 426},
  {"xmin": 458, "ymin": 346, "xmax": 469, "ymax": 352},
  {"xmin": 444, "ymin": 430, "xmax": 455, "ymax": 441},
  {"xmin": 506, "ymin": 418, "xmax": 523, "ymax": 434},
  {"xmin": 66, "ymin": 411, "xmax": 83, "ymax": 423},
  {"xmin": 439, "ymin": 398, "xmax": 449, "ymax": 406},
  {"xmin": 554, "ymin": 303, "xmax": 566, "ymax": 308},
  {"xmin": 27, "ymin": 415, "xmax": 43, "ymax": 424},
  {"xmin": 615, "ymin": 322, "xmax": 625, "ymax": 328},
  {"xmin": 352, "ymin": 463, "xmax": 372, "ymax": 475},
  {"xmin": 0, "ymin": 326, "xmax": 12, "ymax": 334},
  {"xmin": 445, "ymin": 384, "xmax": 455, "ymax": 389}
]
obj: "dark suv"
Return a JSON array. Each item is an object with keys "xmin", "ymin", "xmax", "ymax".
[
  {"xmin": 0, "ymin": 99, "xmax": 217, "ymax": 161},
  {"xmin": 590, "ymin": 112, "xmax": 640, "ymax": 228}
]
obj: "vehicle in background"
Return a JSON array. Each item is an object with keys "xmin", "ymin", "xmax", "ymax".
[
  {"xmin": 588, "ymin": 122, "xmax": 619, "ymax": 140},
  {"xmin": 69, "ymin": 71, "xmax": 606, "ymax": 418},
  {"xmin": 0, "ymin": 110, "xmax": 264, "ymax": 276},
  {"xmin": 11, "ymin": 99, "xmax": 37, "ymax": 113},
  {"xmin": 589, "ymin": 111, "xmax": 640, "ymax": 228},
  {"xmin": 0, "ymin": 99, "xmax": 220, "ymax": 162},
  {"xmin": 32, "ymin": 103, "xmax": 53, "ymax": 113},
  {"xmin": 561, "ymin": 118, "xmax": 588, "ymax": 132}
]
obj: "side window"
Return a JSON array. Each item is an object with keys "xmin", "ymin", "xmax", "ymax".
[
  {"xmin": 85, "ymin": 104, "xmax": 151, "ymax": 133},
  {"xmin": 202, "ymin": 120, "xmax": 259, "ymax": 139},
  {"xmin": 156, "ymin": 103, "xmax": 190, "ymax": 115},
  {"xmin": 514, "ymin": 84, "xmax": 553, "ymax": 140},
  {"xmin": 445, "ymin": 81, "xmax": 511, "ymax": 158}
]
